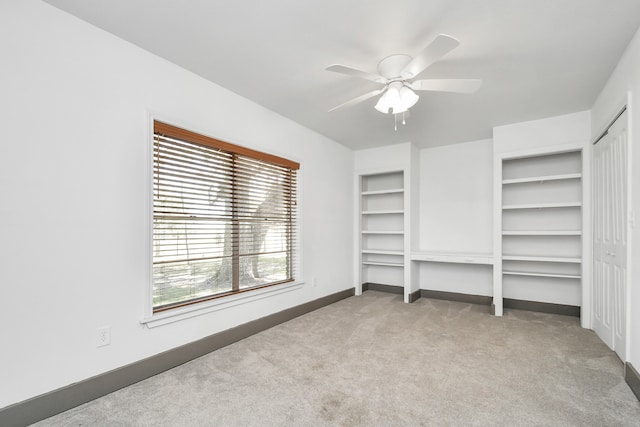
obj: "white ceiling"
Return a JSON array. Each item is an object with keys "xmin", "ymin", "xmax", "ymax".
[{"xmin": 44, "ymin": 0, "xmax": 640, "ymax": 150}]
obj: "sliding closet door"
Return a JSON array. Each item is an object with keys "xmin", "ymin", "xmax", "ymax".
[{"xmin": 593, "ymin": 109, "xmax": 628, "ymax": 360}]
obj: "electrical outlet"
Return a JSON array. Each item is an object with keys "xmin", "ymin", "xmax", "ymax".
[{"xmin": 96, "ymin": 326, "xmax": 111, "ymax": 348}]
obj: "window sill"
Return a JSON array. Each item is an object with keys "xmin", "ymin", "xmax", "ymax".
[{"xmin": 141, "ymin": 281, "xmax": 305, "ymax": 328}]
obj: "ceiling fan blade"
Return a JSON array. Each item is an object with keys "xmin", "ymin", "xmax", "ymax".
[
  {"xmin": 326, "ymin": 65, "xmax": 387, "ymax": 84},
  {"xmin": 411, "ymin": 79, "xmax": 482, "ymax": 94},
  {"xmin": 328, "ymin": 89, "xmax": 385, "ymax": 112},
  {"xmin": 400, "ymin": 34, "xmax": 460, "ymax": 79}
]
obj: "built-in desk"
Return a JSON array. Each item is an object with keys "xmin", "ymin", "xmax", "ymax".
[
  {"xmin": 410, "ymin": 250, "xmax": 579, "ymax": 316},
  {"xmin": 411, "ymin": 251, "xmax": 493, "ymax": 265},
  {"xmin": 410, "ymin": 251, "xmax": 494, "ymax": 307}
]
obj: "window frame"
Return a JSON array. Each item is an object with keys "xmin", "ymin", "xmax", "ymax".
[{"xmin": 146, "ymin": 119, "xmax": 301, "ymax": 320}]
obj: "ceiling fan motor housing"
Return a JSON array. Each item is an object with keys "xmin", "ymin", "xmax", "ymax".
[{"xmin": 377, "ymin": 54, "xmax": 413, "ymax": 80}]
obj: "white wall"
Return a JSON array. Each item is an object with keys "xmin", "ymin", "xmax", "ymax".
[
  {"xmin": 493, "ymin": 112, "xmax": 591, "ymax": 309},
  {"xmin": 417, "ymin": 139, "xmax": 493, "ymax": 296},
  {"xmin": 591, "ymin": 25, "xmax": 640, "ymax": 366},
  {"xmin": 419, "ymin": 139, "xmax": 493, "ymax": 253},
  {"xmin": 493, "ymin": 111, "xmax": 592, "ymax": 152},
  {"xmin": 0, "ymin": 0, "xmax": 353, "ymax": 408},
  {"xmin": 354, "ymin": 142, "xmax": 413, "ymax": 171}
]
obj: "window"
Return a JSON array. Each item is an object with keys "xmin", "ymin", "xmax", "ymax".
[{"xmin": 152, "ymin": 121, "xmax": 299, "ymax": 313}]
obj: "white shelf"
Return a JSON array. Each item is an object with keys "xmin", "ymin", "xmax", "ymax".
[
  {"xmin": 502, "ymin": 173, "xmax": 582, "ymax": 185},
  {"xmin": 503, "ymin": 271, "xmax": 581, "ymax": 279},
  {"xmin": 502, "ymin": 202, "xmax": 581, "ymax": 210},
  {"xmin": 361, "ymin": 189, "xmax": 404, "ymax": 196},
  {"xmin": 362, "ymin": 230, "xmax": 404, "ymax": 235},
  {"xmin": 502, "ymin": 255, "xmax": 581, "ymax": 263},
  {"xmin": 502, "ymin": 230, "xmax": 582, "ymax": 236},
  {"xmin": 362, "ymin": 210, "xmax": 404, "ymax": 215},
  {"xmin": 362, "ymin": 261, "xmax": 404, "ymax": 267},
  {"xmin": 362, "ymin": 249, "xmax": 404, "ymax": 256}
]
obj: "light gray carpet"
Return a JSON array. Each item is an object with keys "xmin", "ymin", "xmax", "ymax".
[{"xmin": 35, "ymin": 291, "xmax": 640, "ymax": 426}]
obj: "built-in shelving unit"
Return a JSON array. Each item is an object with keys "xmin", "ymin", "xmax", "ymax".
[
  {"xmin": 359, "ymin": 171, "xmax": 405, "ymax": 292},
  {"xmin": 494, "ymin": 148, "xmax": 584, "ymax": 316}
]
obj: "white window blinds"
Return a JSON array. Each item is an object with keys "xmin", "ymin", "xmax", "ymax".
[{"xmin": 152, "ymin": 121, "xmax": 298, "ymax": 312}]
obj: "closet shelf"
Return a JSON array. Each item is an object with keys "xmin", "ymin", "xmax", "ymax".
[
  {"xmin": 503, "ymin": 271, "xmax": 581, "ymax": 279},
  {"xmin": 361, "ymin": 189, "xmax": 404, "ymax": 196},
  {"xmin": 362, "ymin": 210, "xmax": 404, "ymax": 215},
  {"xmin": 362, "ymin": 249, "xmax": 404, "ymax": 256},
  {"xmin": 502, "ymin": 202, "xmax": 582, "ymax": 210},
  {"xmin": 503, "ymin": 255, "xmax": 581, "ymax": 263},
  {"xmin": 502, "ymin": 173, "xmax": 582, "ymax": 185},
  {"xmin": 502, "ymin": 230, "xmax": 582, "ymax": 236},
  {"xmin": 361, "ymin": 230, "xmax": 404, "ymax": 235},
  {"xmin": 362, "ymin": 261, "xmax": 404, "ymax": 267}
]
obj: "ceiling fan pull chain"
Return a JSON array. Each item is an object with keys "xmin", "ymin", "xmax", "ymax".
[
  {"xmin": 402, "ymin": 111, "xmax": 406, "ymax": 125},
  {"xmin": 394, "ymin": 113, "xmax": 397, "ymax": 131}
]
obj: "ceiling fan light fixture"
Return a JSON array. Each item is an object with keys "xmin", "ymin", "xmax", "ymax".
[
  {"xmin": 391, "ymin": 104, "xmax": 408, "ymax": 114},
  {"xmin": 374, "ymin": 87, "xmax": 396, "ymax": 113},
  {"xmin": 375, "ymin": 96, "xmax": 391, "ymax": 114},
  {"xmin": 374, "ymin": 84, "xmax": 418, "ymax": 115},
  {"xmin": 399, "ymin": 86, "xmax": 419, "ymax": 109},
  {"xmin": 374, "ymin": 94, "xmax": 391, "ymax": 114}
]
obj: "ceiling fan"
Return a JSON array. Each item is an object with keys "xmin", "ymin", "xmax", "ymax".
[{"xmin": 326, "ymin": 34, "xmax": 482, "ymax": 122}]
